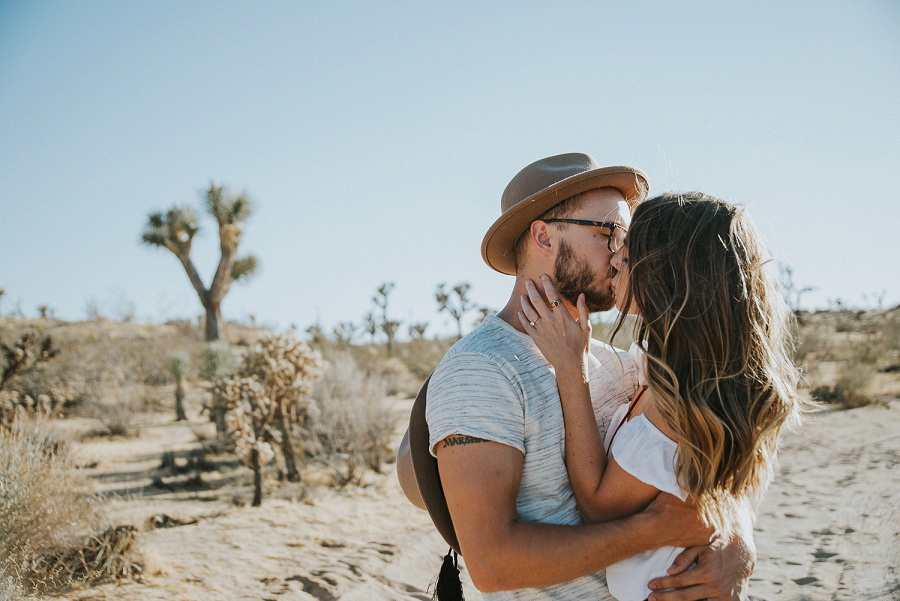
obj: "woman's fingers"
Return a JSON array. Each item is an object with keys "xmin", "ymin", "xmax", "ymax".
[
  {"xmin": 539, "ymin": 276, "xmax": 564, "ymax": 310},
  {"xmin": 519, "ymin": 294, "xmax": 540, "ymax": 325},
  {"xmin": 524, "ymin": 279, "xmax": 551, "ymax": 316},
  {"xmin": 576, "ymin": 293, "xmax": 590, "ymax": 334},
  {"xmin": 516, "ymin": 311, "xmax": 535, "ymax": 333}
]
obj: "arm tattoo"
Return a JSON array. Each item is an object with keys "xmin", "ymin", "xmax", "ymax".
[{"xmin": 442, "ymin": 435, "xmax": 488, "ymax": 448}]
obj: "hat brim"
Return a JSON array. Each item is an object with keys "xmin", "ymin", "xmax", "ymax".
[
  {"xmin": 481, "ymin": 166, "xmax": 648, "ymax": 275},
  {"xmin": 407, "ymin": 375, "xmax": 461, "ymax": 554}
]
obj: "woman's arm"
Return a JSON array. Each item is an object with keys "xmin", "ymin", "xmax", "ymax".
[
  {"xmin": 554, "ymin": 359, "xmax": 611, "ymax": 516},
  {"xmin": 519, "ymin": 277, "xmax": 660, "ymax": 522}
]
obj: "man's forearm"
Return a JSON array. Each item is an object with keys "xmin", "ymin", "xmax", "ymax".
[{"xmin": 467, "ymin": 512, "xmax": 657, "ymax": 592}]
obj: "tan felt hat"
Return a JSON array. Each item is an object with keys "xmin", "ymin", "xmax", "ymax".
[{"xmin": 481, "ymin": 153, "xmax": 649, "ymax": 275}]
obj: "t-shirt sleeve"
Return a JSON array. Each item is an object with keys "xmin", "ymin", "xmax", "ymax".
[
  {"xmin": 426, "ymin": 352, "xmax": 525, "ymax": 457},
  {"xmin": 609, "ymin": 416, "xmax": 687, "ymax": 501}
]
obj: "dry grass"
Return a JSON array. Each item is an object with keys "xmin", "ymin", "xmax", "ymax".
[
  {"xmin": 798, "ymin": 307, "xmax": 899, "ymax": 409},
  {"xmin": 0, "ymin": 418, "xmax": 140, "ymax": 595},
  {"xmin": 306, "ymin": 352, "xmax": 397, "ymax": 486}
]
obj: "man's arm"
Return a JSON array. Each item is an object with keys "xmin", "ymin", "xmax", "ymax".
[
  {"xmin": 437, "ymin": 436, "xmax": 712, "ymax": 593},
  {"xmin": 646, "ymin": 501, "xmax": 756, "ymax": 601}
]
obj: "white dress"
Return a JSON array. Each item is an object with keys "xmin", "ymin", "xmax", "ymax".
[{"xmin": 603, "ymin": 343, "xmax": 687, "ymax": 601}]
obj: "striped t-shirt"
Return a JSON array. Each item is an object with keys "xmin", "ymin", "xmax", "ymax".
[{"xmin": 427, "ymin": 315, "xmax": 640, "ymax": 601}]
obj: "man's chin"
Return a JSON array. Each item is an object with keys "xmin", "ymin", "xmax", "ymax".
[
  {"xmin": 587, "ymin": 299, "xmax": 615, "ymax": 313},
  {"xmin": 575, "ymin": 292, "xmax": 615, "ymax": 313}
]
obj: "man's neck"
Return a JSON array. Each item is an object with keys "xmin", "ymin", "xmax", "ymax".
[{"xmin": 497, "ymin": 272, "xmax": 579, "ymax": 334}]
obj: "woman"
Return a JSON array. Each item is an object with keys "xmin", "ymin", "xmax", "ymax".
[{"xmin": 518, "ymin": 192, "xmax": 802, "ymax": 601}]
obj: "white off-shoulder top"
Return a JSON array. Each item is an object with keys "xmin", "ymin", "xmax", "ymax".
[{"xmin": 603, "ymin": 343, "xmax": 687, "ymax": 601}]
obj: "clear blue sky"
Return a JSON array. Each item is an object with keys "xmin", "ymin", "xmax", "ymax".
[{"xmin": 2, "ymin": 1, "xmax": 898, "ymax": 336}]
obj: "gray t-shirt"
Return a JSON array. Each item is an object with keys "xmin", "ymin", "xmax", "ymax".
[{"xmin": 427, "ymin": 315, "xmax": 639, "ymax": 601}]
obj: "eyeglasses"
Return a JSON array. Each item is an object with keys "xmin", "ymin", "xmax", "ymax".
[{"xmin": 542, "ymin": 219, "xmax": 628, "ymax": 253}]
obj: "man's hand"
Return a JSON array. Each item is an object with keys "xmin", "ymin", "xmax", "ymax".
[
  {"xmin": 642, "ymin": 493, "xmax": 716, "ymax": 549},
  {"xmin": 646, "ymin": 533, "xmax": 756, "ymax": 601}
]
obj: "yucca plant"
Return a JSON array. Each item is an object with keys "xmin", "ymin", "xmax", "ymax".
[
  {"xmin": 141, "ymin": 183, "xmax": 259, "ymax": 341},
  {"xmin": 199, "ymin": 342, "xmax": 235, "ymax": 435},
  {"xmin": 167, "ymin": 352, "xmax": 191, "ymax": 421}
]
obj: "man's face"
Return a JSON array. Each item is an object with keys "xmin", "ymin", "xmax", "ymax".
[{"xmin": 550, "ymin": 188, "xmax": 630, "ymax": 312}]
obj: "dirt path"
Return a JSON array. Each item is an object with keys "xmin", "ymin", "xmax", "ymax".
[
  {"xmin": 749, "ymin": 401, "xmax": 900, "ymax": 600},
  {"xmin": 53, "ymin": 401, "xmax": 898, "ymax": 601}
]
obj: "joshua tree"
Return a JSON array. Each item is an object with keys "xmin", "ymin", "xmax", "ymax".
[
  {"xmin": 363, "ymin": 312, "xmax": 378, "ymax": 344},
  {"xmin": 333, "ymin": 321, "xmax": 357, "ymax": 347},
  {"xmin": 168, "ymin": 352, "xmax": 191, "ymax": 421},
  {"xmin": 779, "ymin": 265, "xmax": 814, "ymax": 316},
  {"xmin": 408, "ymin": 322, "xmax": 428, "ymax": 340},
  {"xmin": 436, "ymin": 282, "xmax": 476, "ymax": 339},
  {"xmin": 37, "ymin": 305, "xmax": 50, "ymax": 319},
  {"xmin": 142, "ymin": 182, "xmax": 259, "ymax": 341},
  {"xmin": 305, "ymin": 323, "xmax": 327, "ymax": 348},
  {"xmin": 0, "ymin": 288, "xmax": 5, "ymax": 317},
  {"xmin": 475, "ymin": 306, "xmax": 492, "ymax": 328},
  {"xmin": 372, "ymin": 282, "xmax": 401, "ymax": 355}
]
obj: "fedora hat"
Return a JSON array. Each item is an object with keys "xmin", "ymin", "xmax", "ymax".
[
  {"xmin": 481, "ymin": 153, "xmax": 649, "ymax": 275},
  {"xmin": 396, "ymin": 375, "xmax": 461, "ymax": 554}
]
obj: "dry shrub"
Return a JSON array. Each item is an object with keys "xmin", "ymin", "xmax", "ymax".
[
  {"xmin": 31, "ymin": 525, "xmax": 141, "ymax": 586},
  {"xmin": 96, "ymin": 403, "xmax": 141, "ymax": 438},
  {"xmin": 199, "ymin": 341, "xmax": 235, "ymax": 382},
  {"xmin": 396, "ymin": 337, "xmax": 454, "ymax": 380},
  {"xmin": 811, "ymin": 361, "xmax": 881, "ymax": 409},
  {"xmin": 306, "ymin": 353, "xmax": 396, "ymax": 485},
  {"xmin": 0, "ymin": 420, "xmax": 138, "ymax": 594},
  {"xmin": 794, "ymin": 325, "xmax": 828, "ymax": 363}
]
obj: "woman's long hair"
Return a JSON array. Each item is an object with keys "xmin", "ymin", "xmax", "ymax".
[{"xmin": 613, "ymin": 192, "xmax": 801, "ymax": 534}]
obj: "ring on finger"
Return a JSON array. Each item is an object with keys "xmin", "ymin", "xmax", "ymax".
[
  {"xmin": 549, "ymin": 299, "xmax": 561, "ymax": 309},
  {"xmin": 529, "ymin": 317, "xmax": 540, "ymax": 327}
]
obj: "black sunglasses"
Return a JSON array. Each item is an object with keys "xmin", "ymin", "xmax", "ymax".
[{"xmin": 542, "ymin": 219, "xmax": 627, "ymax": 253}]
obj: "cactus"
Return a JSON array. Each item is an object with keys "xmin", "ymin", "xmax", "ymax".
[{"xmin": 214, "ymin": 333, "xmax": 322, "ymax": 504}]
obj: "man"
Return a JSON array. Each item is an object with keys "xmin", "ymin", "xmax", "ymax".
[{"xmin": 400, "ymin": 153, "xmax": 754, "ymax": 600}]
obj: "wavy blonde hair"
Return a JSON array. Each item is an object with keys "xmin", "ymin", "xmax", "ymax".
[{"xmin": 613, "ymin": 192, "xmax": 801, "ymax": 535}]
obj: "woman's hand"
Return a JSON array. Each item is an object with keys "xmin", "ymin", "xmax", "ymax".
[{"xmin": 517, "ymin": 276, "xmax": 592, "ymax": 379}]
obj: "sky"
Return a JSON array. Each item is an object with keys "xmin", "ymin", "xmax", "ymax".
[{"xmin": 1, "ymin": 1, "xmax": 898, "ymax": 338}]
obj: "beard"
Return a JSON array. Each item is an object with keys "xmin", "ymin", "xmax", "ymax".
[{"xmin": 553, "ymin": 238, "xmax": 616, "ymax": 312}]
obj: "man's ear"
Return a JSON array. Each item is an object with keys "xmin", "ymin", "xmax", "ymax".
[{"xmin": 529, "ymin": 220, "xmax": 553, "ymax": 256}]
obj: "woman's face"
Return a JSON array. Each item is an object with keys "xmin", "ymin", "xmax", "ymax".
[{"xmin": 610, "ymin": 245, "xmax": 639, "ymax": 316}]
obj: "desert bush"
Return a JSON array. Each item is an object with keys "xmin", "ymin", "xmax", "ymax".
[
  {"xmin": 811, "ymin": 361, "xmax": 879, "ymax": 409},
  {"xmin": 794, "ymin": 325, "xmax": 828, "ymax": 363},
  {"xmin": 200, "ymin": 341, "xmax": 235, "ymax": 381},
  {"xmin": 0, "ymin": 332, "xmax": 66, "ymax": 427},
  {"xmin": 396, "ymin": 337, "xmax": 454, "ymax": 381},
  {"xmin": 215, "ymin": 333, "xmax": 322, "ymax": 504},
  {"xmin": 168, "ymin": 352, "xmax": 191, "ymax": 421},
  {"xmin": 200, "ymin": 342, "xmax": 237, "ymax": 435},
  {"xmin": 0, "ymin": 419, "xmax": 138, "ymax": 593},
  {"xmin": 97, "ymin": 403, "xmax": 141, "ymax": 438},
  {"xmin": 306, "ymin": 352, "xmax": 395, "ymax": 485}
]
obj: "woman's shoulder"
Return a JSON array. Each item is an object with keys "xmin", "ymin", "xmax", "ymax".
[{"xmin": 633, "ymin": 389, "xmax": 678, "ymax": 443}]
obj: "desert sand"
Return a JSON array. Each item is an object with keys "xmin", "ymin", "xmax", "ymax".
[{"xmin": 47, "ymin": 392, "xmax": 899, "ymax": 601}]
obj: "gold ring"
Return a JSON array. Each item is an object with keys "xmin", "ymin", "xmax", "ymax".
[
  {"xmin": 550, "ymin": 299, "xmax": 561, "ymax": 309},
  {"xmin": 529, "ymin": 318, "xmax": 539, "ymax": 327}
]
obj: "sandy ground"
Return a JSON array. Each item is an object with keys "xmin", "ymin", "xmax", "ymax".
[{"xmin": 50, "ymin": 397, "xmax": 899, "ymax": 601}]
